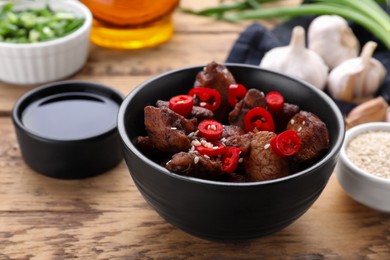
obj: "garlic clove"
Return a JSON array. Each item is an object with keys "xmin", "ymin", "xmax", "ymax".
[
  {"xmin": 260, "ymin": 26, "xmax": 329, "ymax": 90},
  {"xmin": 346, "ymin": 96, "xmax": 388, "ymax": 129},
  {"xmin": 327, "ymin": 41, "xmax": 387, "ymax": 104},
  {"xmin": 308, "ymin": 15, "xmax": 360, "ymax": 69}
]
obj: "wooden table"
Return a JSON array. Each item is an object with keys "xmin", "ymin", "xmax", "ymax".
[{"xmin": 1, "ymin": 1, "xmax": 390, "ymax": 259}]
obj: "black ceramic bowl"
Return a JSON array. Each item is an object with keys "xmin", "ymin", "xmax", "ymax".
[
  {"xmin": 117, "ymin": 64, "xmax": 345, "ymax": 241},
  {"xmin": 13, "ymin": 80, "xmax": 124, "ymax": 179}
]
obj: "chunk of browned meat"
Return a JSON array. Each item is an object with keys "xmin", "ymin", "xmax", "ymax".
[
  {"xmin": 222, "ymin": 125, "xmax": 245, "ymax": 139},
  {"xmin": 143, "ymin": 106, "xmax": 195, "ymax": 153},
  {"xmin": 223, "ymin": 132, "xmax": 253, "ymax": 155},
  {"xmin": 165, "ymin": 152, "xmax": 224, "ymax": 180},
  {"xmin": 287, "ymin": 111, "xmax": 329, "ymax": 163},
  {"xmin": 136, "ymin": 136, "xmax": 153, "ymax": 152},
  {"xmin": 228, "ymin": 88, "xmax": 266, "ymax": 130},
  {"xmin": 273, "ymin": 102, "xmax": 300, "ymax": 133},
  {"xmin": 244, "ymin": 131, "xmax": 289, "ymax": 181},
  {"xmin": 194, "ymin": 61, "xmax": 236, "ymax": 122},
  {"xmin": 156, "ymin": 100, "xmax": 214, "ymax": 121}
]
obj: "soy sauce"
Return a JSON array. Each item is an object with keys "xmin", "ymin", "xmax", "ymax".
[{"xmin": 22, "ymin": 92, "xmax": 119, "ymax": 140}]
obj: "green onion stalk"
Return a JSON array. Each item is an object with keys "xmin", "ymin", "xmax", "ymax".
[{"xmin": 181, "ymin": 0, "xmax": 390, "ymax": 50}]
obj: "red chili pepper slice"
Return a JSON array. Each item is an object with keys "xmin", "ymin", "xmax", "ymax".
[
  {"xmin": 270, "ymin": 130, "xmax": 301, "ymax": 157},
  {"xmin": 194, "ymin": 141, "xmax": 226, "ymax": 158},
  {"xmin": 169, "ymin": 95, "xmax": 194, "ymax": 117},
  {"xmin": 197, "ymin": 119, "xmax": 224, "ymax": 141},
  {"xmin": 266, "ymin": 91, "xmax": 284, "ymax": 114},
  {"xmin": 244, "ymin": 107, "xmax": 275, "ymax": 132},
  {"xmin": 228, "ymin": 83, "xmax": 247, "ymax": 107},
  {"xmin": 188, "ymin": 87, "xmax": 221, "ymax": 112},
  {"xmin": 222, "ymin": 147, "xmax": 242, "ymax": 174}
]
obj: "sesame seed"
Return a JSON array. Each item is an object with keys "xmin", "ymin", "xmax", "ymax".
[
  {"xmin": 210, "ymin": 124, "xmax": 217, "ymax": 131},
  {"xmin": 203, "ymin": 154, "xmax": 210, "ymax": 159},
  {"xmin": 302, "ymin": 120, "xmax": 306, "ymax": 125},
  {"xmin": 264, "ymin": 143, "xmax": 270, "ymax": 149},
  {"xmin": 200, "ymin": 140, "xmax": 213, "ymax": 148},
  {"xmin": 200, "ymin": 102, "xmax": 207, "ymax": 107},
  {"xmin": 194, "ymin": 156, "xmax": 200, "ymax": 164},
  {"xmin": 171, "ymin": 127, "xmax": 177, "ymax": 130},
  {"xmin": 192, "ymin": 140, "xmax": 201, "ymax": 146},
  {"xmin": 238, "ymin": 158, "xmax": 243, "ymax": 163},
  {"xmin": 297, "ymin": 126, "xmax": 302, "ymax": 132},
  {"xmin": 290, "ymin": 119, "xmax": 295, "ymax": 125}
]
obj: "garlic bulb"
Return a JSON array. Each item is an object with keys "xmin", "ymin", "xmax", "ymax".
[
  {"xmin": 327, "ymin": 41, "xmax": 387, "ymax": 103},
  {"xmin": 308, "ymin": 15, "xmax": 360, "ymax": 69},
  {"xmin": 260, "ymin": 26, "xmax": 328, "ymax": 90}
]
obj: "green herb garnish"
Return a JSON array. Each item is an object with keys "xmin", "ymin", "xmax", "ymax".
[
  {"xmin": 181, "ymin": 0, "xmax": 390, "ymax": 50},
  {"xmin": 0, "ymin": 3, "xmax": 85, "ymax": 43}
]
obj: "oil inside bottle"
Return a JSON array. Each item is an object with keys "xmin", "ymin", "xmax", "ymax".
[{"xmin": 80, "ymin": 0, "xmax": 180, "ymax": 49}]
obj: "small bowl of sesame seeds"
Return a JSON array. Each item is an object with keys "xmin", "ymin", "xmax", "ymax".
[{"xmin": 336, "ymin": 122, "xmax": 390, "ymax": 212}]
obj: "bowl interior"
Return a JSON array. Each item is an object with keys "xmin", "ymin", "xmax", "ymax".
[{"xmin": 120, "ymin": 63, "xmax": 345, "ymax": 184}]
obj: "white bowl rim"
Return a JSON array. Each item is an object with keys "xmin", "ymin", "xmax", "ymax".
[
  {"xmin": 340, "ymin": 122, "xmax": 390, "ymax": 185},
  {"xmin": 0, "ymin": 0, "xmax": 92, "ymax": 48},
  {"xmin": 118, "ymin": 63, "xmax": 346, "ymax": 187}
]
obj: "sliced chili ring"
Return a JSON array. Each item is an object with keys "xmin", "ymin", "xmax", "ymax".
[
  {"xmin": 169, "ymin": 94, "xmax": 194, "ymax": 117},
  {"xmin": 197, "ymin": 119, "xmax": 224, "ymax": 141},
  {"xmin": 244, "ymin": 107, "xmax": 275, "ymax": 132},
  {"xmin": 266, "ymin": 91, "xmax": 284, "ymax": 114},
  {"xmin": 194, "ymin": 141, "xmax": 226, "ymax": 158},
  {"xmin": 222, "ymin": 147, "xmax": 242, "ymax": 174},
  {"xmin": 270, "ymin": 130, "xmax": 301, "ymax": 157},
  {"xmin": 188, "ymin": 87, "xmax": 221, "ymax": 112},
  {"xmin": 228, "ymin": 83, "xmax": 247, "ymax": 107}
]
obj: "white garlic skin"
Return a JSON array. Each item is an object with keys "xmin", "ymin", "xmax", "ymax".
[
  {"xmin": 308, "ymin": 15, "xmax": 360, "ymax": 69},
  {"xmin": 327, "ymin": 41, "xmax": 387, "ymax": 103},
  {"xmin": 260, "ymin": 26, "xmax": 329, "ymax": 90}
]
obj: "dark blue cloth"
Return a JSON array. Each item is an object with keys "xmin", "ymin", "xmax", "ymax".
[{"xmin": 226, "ymin": 8, "xmax": 390, "ymax": 115}]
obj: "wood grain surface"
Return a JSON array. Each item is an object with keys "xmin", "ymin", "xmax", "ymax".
[{"xmin": 1, "ymin": 1, "xmax": 390, "ymax": 259}]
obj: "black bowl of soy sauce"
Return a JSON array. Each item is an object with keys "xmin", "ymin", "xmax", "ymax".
[{"xmin": 12, "ymin": 80, "xmax": 124, "ymax": 179}]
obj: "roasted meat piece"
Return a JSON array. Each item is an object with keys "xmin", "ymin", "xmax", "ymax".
[
  {"xmin": 287, "ymin": 111, "xmax": 329, "ymax": 163},
  {"xmin": 244, "ymin": 131, "xmax": 289, "ymax": 182},
  {"xmin": 194, "ymin": 61, "xmax": 236, "ymax": 121},
  {"xmin": 223, "ymin": 132, "xmax": 253, "ymax": 155},
  {"xmin": 273, "ymin": 102, "xmax": 300, "ymax": 133},
  {"xmin": 156, "ymin": 100, "xmax": 214, "ymax": 121},
  {"xmin": 166, "ymin": 152, "xmax": 224, "ymax": 180},
  {"xmin": 142, "ymin": 106, "xmax": 195, "ymax": 153},
  {"xmin": 228, "ymin": 88, "xmax": 266, "ymax": 130},
  {"xmin": 222, "ymin": 125, "xmax": 245, "ymax": 139}
]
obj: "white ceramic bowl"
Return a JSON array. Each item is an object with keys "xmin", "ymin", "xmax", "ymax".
[
  {"xmin": 0, "ymin": 1, "xmax": 92, "ymax": 85},
  {"xmin": 336, "ymin": 122, "xmax": 390, "ymax": 212}
]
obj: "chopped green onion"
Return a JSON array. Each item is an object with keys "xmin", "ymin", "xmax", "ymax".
[{"xmin": 0, "ymin": 3, "xmax": 85, "ymax": 43}]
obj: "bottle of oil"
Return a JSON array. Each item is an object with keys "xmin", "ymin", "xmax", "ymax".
[{"xmin": 80, "ymin": 0, "xmax": 180, "ymax": 49}]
